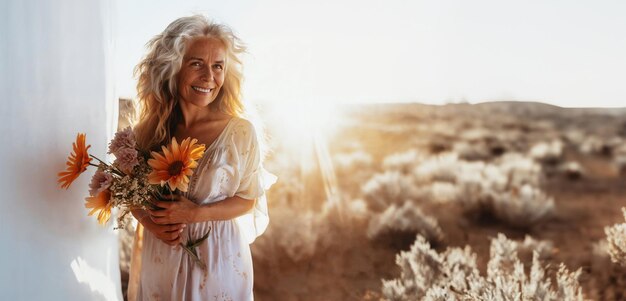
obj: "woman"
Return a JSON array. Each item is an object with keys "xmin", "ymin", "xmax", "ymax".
[{"xmin": 128, "ymin": 15, "xmax": 276, "ymax": 300}]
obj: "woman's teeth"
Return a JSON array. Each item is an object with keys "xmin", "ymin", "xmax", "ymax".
[{"xmin": 192, "ymin": 86, "xmax": 212, "ymax": 93}]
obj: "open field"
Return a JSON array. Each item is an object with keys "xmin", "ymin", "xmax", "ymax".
[
  {"xmin": 117, "ymin": 101, "xmax": 626, "ymax": 300},
  {"xmin": 252, "ymin": 102, "xmax": 626, "ymax": 300}
]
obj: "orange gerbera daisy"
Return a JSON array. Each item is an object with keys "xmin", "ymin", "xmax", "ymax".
[
  {"xmin": 85, "ymin": 189, "xmax": 112, "ymax": 225},
  {"xmin": 147, "ymin": 137, "xmax": 206, "ymax": 192},
  {"xmin": 58, "ymin": 133, "xmax": 92, "ymax": 189}
]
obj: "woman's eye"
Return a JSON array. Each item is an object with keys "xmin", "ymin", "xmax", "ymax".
[
  {"xmin": 191, "ymin": 62, "xmax": 202, "ymax": 67},
  {"xmin": 213, "ymin": 65, "xmax": 223, "ymax": 70}
]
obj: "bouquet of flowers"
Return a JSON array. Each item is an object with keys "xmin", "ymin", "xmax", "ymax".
[{"xmin": 58, "ymin": 128, "xmax": 210, "ymax": 269}]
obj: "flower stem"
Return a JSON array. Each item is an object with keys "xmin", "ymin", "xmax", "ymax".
[
  {"xmin": 180, "ymin": 243, "xmax": 207, "ymax": 270},
  {"xmin": 89, "ymin": 154, "xmax": 126, "ymax": 177},
  {"xmin": 181, "ymin": 228, "xmax": 211, "ymax": 270}
]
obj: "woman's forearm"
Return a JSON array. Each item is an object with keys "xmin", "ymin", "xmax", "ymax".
[{"xmin": 193, "ymin": 196, "xmax": 256, "ymax": 222}]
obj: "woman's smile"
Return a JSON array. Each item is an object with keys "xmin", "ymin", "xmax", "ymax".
[{"xmin": 191, "ymin": 86, "xmax": 214, "ymax": 94}]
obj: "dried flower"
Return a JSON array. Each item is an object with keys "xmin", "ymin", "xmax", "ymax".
[
  {"xmin": 88, "ymin": 169, "xmax": 114, "ymax": 197},
  {"xmin": 114, "ymin": 147, "xmax": 139, "ymax": 174},
  {"xmin": 108, "ymin": 126, "xmax": 136, "ymax": 155}
]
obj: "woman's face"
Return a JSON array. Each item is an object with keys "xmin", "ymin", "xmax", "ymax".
[{"xmin": 177, "ymin": 37, "xmax": 226, "ymax": 108}]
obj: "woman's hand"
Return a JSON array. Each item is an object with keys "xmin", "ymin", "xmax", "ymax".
[
  {"xmin": 148, "ymin": 194, "xmax": 199, "ymax": 225},
  {"xmin": 132, "ymin": 209, "xmax": 186, "ymax": 246}
]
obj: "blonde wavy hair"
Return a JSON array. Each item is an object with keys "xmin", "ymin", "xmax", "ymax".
[{"xmin": 133, "ymin": 15, "xmax": 246, "ymax": 152}]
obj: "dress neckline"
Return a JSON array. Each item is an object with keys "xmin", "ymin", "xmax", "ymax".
[
  {"xmin": 204, "ymin": 117, "xmax": 236, "ymax": 152},
  {"xmin": 185, "ymin": 117, "xmax": 237, "ymax": 198}
]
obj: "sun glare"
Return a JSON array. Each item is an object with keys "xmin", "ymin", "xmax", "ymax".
[
  {"xmin": 264, "ymin": 101, "xmax": 344, "ymax": 206},
  {"xmin": 265, "ymin": 101, "xmax": 341, "ymax": 168}
]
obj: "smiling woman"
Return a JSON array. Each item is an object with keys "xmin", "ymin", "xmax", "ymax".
[{"xmin": 127, "ymin": 15, "xmax": 276, "ymax": 301}]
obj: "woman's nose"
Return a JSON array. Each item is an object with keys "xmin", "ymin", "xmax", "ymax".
[{"xmin": 200, "ymin": 66, "xmax": 213, "ymax": 82}]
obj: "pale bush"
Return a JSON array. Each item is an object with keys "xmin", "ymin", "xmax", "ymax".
[
  {"xmin": 612, "ymin": 143, "xmax": 626, "ymax": 175},
  {"xmin": 367, "ymin": 202, "xmax": 444, "ymax": 243},
  {"xmin": 334, "ymin": 150, "xmax": 376, "ymax": 198},
  {"xmin": 409, "ymin": 152, "xmax": 553, "ymax": 228},
  {"xmin": 490, "ymin": 184, "xmax": 555, "ymax": 228},
  {"xmin": 564, "ymin": 129, "xmax": 585, "ymax": 145},
  {"xmin": 333, "ymin": 150, "xmax": 373, "ymax": 172},
  {"xmin": 614, "ymin": 155, "xmax": 626, "ymax": 175},
  {"xmin": 476, "ymin": 155, "xmax": 553, "ymax": 227},
  {"xmin": 605, "ymin": 208, "xmax": 626, "ymax": 265},
  {"xmin": 517, "ymin": 235, "xmax": 556, "ymax": 261},
  {"xmin": 579, "ymin": 135, "xmax": 621, "ymax": 157},
  {"xmin": 495, "ymin": 153, "xmax": 543, "ymax": 188},
  {"xmin": 381, "ymin": 235, "xmax": 478, "ymax": 300},
  {"xmin": 454, "ymin": 141, "xmax": 492, "ymax": 161},
  {"xmin": 558, "ymin": 161, "xmax": 585, "ymax": 180},
  {"xmin": 530, "ymin": 140, "xmax": 564, "ymax": 165},
  {"xmin": 382, "ymin": 234, "xmax": 584, "ymax": 301},
  {"xmin": 579, "ymin": 136, "xmax": 604, "ymax": 155},
  {"xmin": 383, "ymin": 150, "xmax": 424, "ymax": 174},
  {"xmin": 362, "ymin": 171, "xmax": 422, "ymax": 212},
  {"xmin": 452, "ymin": 154, "xmax": 553, "ymax": 227},
  {"xmin": 453, "ymin": 162, "xmax": 492, "ymax": 214},
  {"xmin": 270, "ymin": 209, "xmax": 322, "ymax": 262},
  {"xmin": 588, "ymin": 238, "xmax": 626, "ymax": 301},
  {"xmin": 253, "ymin": 199, "xmax": 371, "ymax": 263},
  {"xmin": 413, "ymin": 153, "xmax": 462, "ymax": 184},
  {"xmin": 426, "ymin": 182, "xmax": 458, "ymax": 204}
]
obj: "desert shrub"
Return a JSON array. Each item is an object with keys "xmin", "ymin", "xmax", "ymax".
[
  {"xmin": 489, "ymin": 184, "xmax": 555, "ymax": 228},
  {"xmin": 367, "ymin": 201, "xmax": 444, "ymax": 244},
  {"xmin": 451, "ymin": 162, "xmax": 492, "ymax": 214},
  {"xmin": 579, "ymin": 136, "xmax": 604, "ymax": 155},
  {"xmin": 253, "ymin": 208, "xmax": 321, "ymax": 262},
  {"xmin": 496, "ymin": 153, "xmax": 544, "ymax": 188},
  {"xmin": 253, "ymin": 198, "xmax": 371, "ymax": 264},
  {"xmin": 476, "ymin": 154, "xmax": 553, "ymax": 227},
  {"xmin": 381, "ymin": 236, "xmax": 478, "ymax": 301},
  {"xmin": 413, "ymin": 153, "xmax": 463, "ymax": 184},
  {"xmin": 564, "ymin": 129, "xmax": 585, "ymax": 145},
  {"xmin": 452, "ymin": 154, "xmax": 553, "ymax": 227},
  {"xmin": 333, "ymin": 150, "xmax": 376, "ymax": 197},
  {"xmin": 362, "ymin": 171, "xmax": 423, "ymax": 212},
  {"xmin": 530, "ymin": 140, "xmax": 564, "ymax": 165},
  {"xmin": 605, "ymin": 208, "xmax": 626, "ymax": 265},
  {"xmin": 382, "ymin": 234, "xmax": 584, "ymax": 301},
  {"xmin": 333, "ymin": 150, "xmax": 374, "ymax": 173},
  {"xmin": 612, "ymin": 143, "xmax": 626, "ymax": 175},
  {"xmin": 425, "ymin": 182, "xmax": 458, "ymax": 204},
  {"xmin": 383, "ymin": 150, "xmax": 424, "ymax": 175},
  {"xmin": 454, "ymin": 141, "xmax": 492, "ymax": 161},
  {"xmin": 558, "ymin": 161, "xmax": 585, "ymax": 180},
  {"xmin": 579, "ymin": 135, "xmax": 622, "ymax": 157},
  {"xmin": 588, "ymin": 239, "xmax": 626, "ymax": 301},
  {"xmin": 364, "ymin": 151, "xmax": 553, "ymax": 228},
  {"xmin": 516, "ymin": 235, "xmax": 555, "ymax": 262},
  {"xmin": 428, "ymin": 136, "xmax": 453, "ymax": 154}
]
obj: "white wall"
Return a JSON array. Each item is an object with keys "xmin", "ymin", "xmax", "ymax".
[{"xmin": 0, "ymin": 0, "xmax": 121, "ymax": 300}]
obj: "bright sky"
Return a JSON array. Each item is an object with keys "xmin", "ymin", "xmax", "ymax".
[{"xmin": 115, "ymin": 0, "xmax": 626, "ymax": 108}]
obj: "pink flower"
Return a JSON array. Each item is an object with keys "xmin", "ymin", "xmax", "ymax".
[
  {"xmin": 108, "ymin": 127, "xmax": 136, "ymax": 155},
  {"xmin": 114, "ymin": 147, "xmax": 139, "ymax": 174},
  {"xmin": 88, "ymin": 170, "xmax": 114, "ymax": 197}
]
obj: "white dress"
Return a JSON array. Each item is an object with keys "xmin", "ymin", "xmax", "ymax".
[{"xmin": 134, "ymin": 117, "xmax": 276, "ymax": 301}]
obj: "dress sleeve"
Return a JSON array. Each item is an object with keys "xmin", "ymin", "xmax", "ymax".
[{"xmin": 234, "ymin": 120, "xmax": 277, "ymax": 244}]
